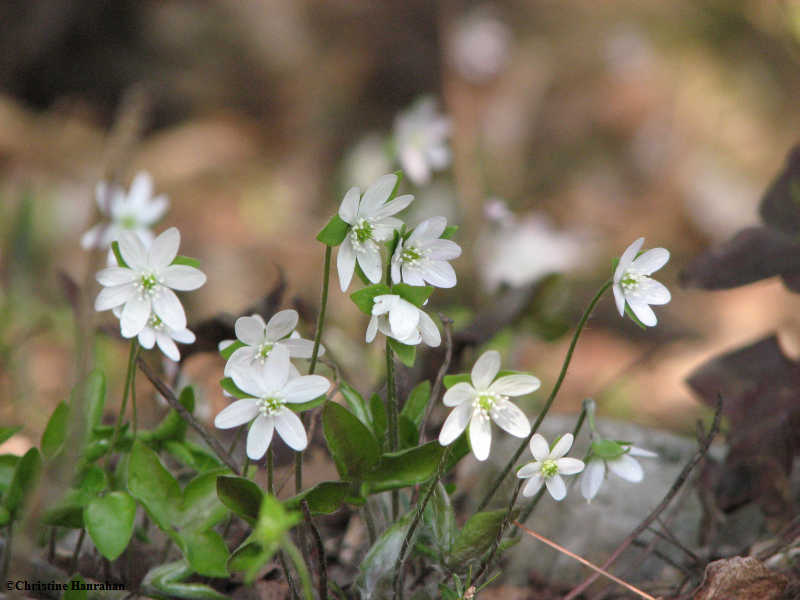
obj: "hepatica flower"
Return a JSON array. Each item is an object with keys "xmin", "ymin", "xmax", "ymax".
[
  {"xmin": 214, "ymin": 346, "xmax": 330, "ymax": 459},
  {"xmin": 81, "ymin": 171, "xmax": 169, "ymax": 250},
  {"xmin": 613, "ymin": 237, "xmax": 671, "ymax": 327},
  {"xmin": 391, "ymin": 217, "xmax": 461, "ymax": 288},
  {"xmin": 94, "ymin": 227, "xmax": 206, "ymax": 338},
  {"xmin": 438, "ymin": 350, "xmax": 538, "ymax": 461},
  {"xmin": 517, "ymin": 433, "xmax": 585, "ymax": 501},
  {"xmin": 113, "ymin": 307, "xmax": 195, "ymax": 362},
  {"xmin": 394, "ymin": 97, "xmax": 451, "ymax": 185},
  {"xmin": 337, "ymin": 173, "xmax": 413, "ymax": 291},
  {"xmin": 223, "ymin": 310, "xmax": 321, "ymax": 376},
  {"xmin": 580, "ymin": 442, "xmax": 657, "ymax": 501},
  {"xmin": 366, "ymin": 294, "xmax": 441, "ymax": 347}
]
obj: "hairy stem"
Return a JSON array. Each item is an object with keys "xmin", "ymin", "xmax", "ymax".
[
  {"xmin": 301, "ymin": 500, "xmax": 328, "ymax": 600},
  {"xmin": 385, "ymin": 340, "xmax": 399, "ymax": 520},
  {"xmin": 477, "ymin": 280, "xmax": 612, "ymax": 511},
  {"xmin": 106, "ymin": 340, "xmax": 138, "ymax": 466},
  {"xmin": 283, "ymin": 539, "xmax": 314, "ymax": 600}
]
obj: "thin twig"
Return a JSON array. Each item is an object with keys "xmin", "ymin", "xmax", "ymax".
[
  {"xmin": 301, "ymin": 500, "xmax": 328, "ymax": 600},
  {"xmin": 564, "ymin": 395, "xmax": 723, "ymax": 600},
  {"xmin": 474, "ymin": 479, "xmax": 523, "ymax": 586},
  {"xmin": 277, "ymin": 549, "xmax": 301, "ymax": 600},
  {"xmin": 513, "ymin": 521, "xmax": 658, "ymax": 600},
  {"xmin": 420, "ymin": 315, "xmax": 453, "ymax": 444},
  {"xmin": 137, "ymin": 356, "xmax": 240, "ymax": 474},
  {"xmin": 71, "ymin": 528, "xmax": 86, "ymax": 574}
]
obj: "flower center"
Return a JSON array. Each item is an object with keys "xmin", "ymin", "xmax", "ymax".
[
  {"xmin": 119, "ymin": 214, "xmax": 138, "ymax": 229},
  {"xmin": 257, "ymin": 342, "xmax": 274, "ymax": 361},
  {"xmin": 473, "ymin": 393, "xmax": 500, "ymax": 417},
  {"xmin": 620, "ymin": 271, "xmax": 650, "ymax": 294},
  {"xmin": 400, "ymin": 245, "xmax": 424, "ymax": 265},
  {"xmin": 147, "ymin": 314, "xmax": 164, "ymax": 331},
  {"xmin": 541, "ymin": 459, "xmax": 559, "ymax": 478},
  {"xmin": 351, "ymin": 218, "xmax": 374, "ymax": 244},
  {"xmin": 137, "ymin": 273, "xmax": 162, "ymax": 297},
  {"xmin": 257, "ymin": 396, "xmax": 284, "ymax": 416}
]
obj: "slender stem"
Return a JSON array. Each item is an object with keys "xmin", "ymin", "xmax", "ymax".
[
  {"xmin": 474, "ymin": 480, "xmax": 523, "ymax": 585},
  {"xmin": 301, "ymin": 500, "xmax": 328, "ymax": 600},
  {"xmin": 420, "ymin": 315, "xmax": 453, "ymax": 444},
  {"xmin": 106, "ymin": 340, "xmax": 138, "ymax": 468},
  {"xmin": 2, "ymin": 524, "xmax": 12, "ymax": 582},
  {"xmin": 71, "ymin": 527, "xmax": 86, "ymax": 573},
  {"xmin": 283, "ymin": 539, "xmax": 314, "ymax": 600},
  {"xmin": 309, "ymin": 245, "xmax": 331, "ymax": 376},
  {"xmin": 476, "ymin": 280, "xmax": 612, "ymax": 511},
  {"xmin": 385, "ymin": 340, "xmax": 400, "ymax": 520},
  {"xmin": 277, "ymin": 549, "xmax": 301, "ymax": 600},
  {"xmin": 363, "ymin": 502, "xmax": 377, "ymax": 545},
  {"xmin": 48, "ymin": 527, "xmax": 56, "ymax": 563},
  {"xmin": 267, "ymin": 448, "xmax": 274, "ymax": 494},
  {"xmin": 131, "ymin": 348, "xmax": 138, "ymax": 435}
]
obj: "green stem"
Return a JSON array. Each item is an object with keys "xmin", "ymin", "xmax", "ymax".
[
  {"xmin": 131, "ymin": 348, "xmax": 139, "ymax": 435},
  {"xmin": 283, "ymin": 539, "xmax": 314, "ymax": 600},
  {"xmin": 476, "ymin": 280, "xmax": 612, "ymax": 511},
  {"xmin": 363, "ymin": 502, "xmax": 377, "ymax": 545},
  {"xmin": 2, "ymin": 524, "xmax": 12, "ymax": 582},
  {"xmin": 385, "ymin": 340, "xmax": 399, "ymax": 520},
  {"xmin": 277, "ymin": 549, "xmax": 301, "ymax": 600},
  {"xmin": 106, "ymin": 340, "xmax": 138, "ymax": 469},
  {"xmin": 474, "ymin": 479, "xmax": 523, "ymax": 586},
  {"xmin": 71, "ymin": 527, "xmax": 86, "ymax": 573}
]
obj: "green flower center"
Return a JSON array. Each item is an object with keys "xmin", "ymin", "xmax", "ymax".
[
  {"xmin": 120, "ymin": 214, "xmax": 138, "ymax": 229},
  {"xmin": 140, "ymin": 273, "xmax": 159, "ymax": 293},
  {"xmin": 541, "ymin": 459, "xmax": 559, "ymax": 478},
  {"xmin": 352, "ymin": 218, "xmax": 374, "ymax": 243},
  {"xmin": 620, "ymin": 271, "xmax": 649, "ymax": 292},
  {"xmin": 147, "ymin": 314, "xmax": 163, "ymax": 330},
  {"xmin": 475, "ymin": 393, "xmax": 498, "ymax": 413},
  {"xmin": 258, "ymin": 342, "xmax": 274, "ymax": 360},
  {"xmin": 400, "ymin": 245, "xmax": 424, "ymax": 264},
  {"xmin": 258, "ymin": 396, "xmax": 283, "ymax": 416}
]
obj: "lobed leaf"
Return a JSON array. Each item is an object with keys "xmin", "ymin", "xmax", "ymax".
[{"xmin": 322, "ymin": 402, "xmax": 381, "ymax": 479}]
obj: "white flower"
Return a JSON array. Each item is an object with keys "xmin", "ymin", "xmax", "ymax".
[
  {"xmin": 214, "ymin": 346, "xmax": 330, "ymax": 459},
  {"xmin": 438, "ymin": 350, "xmax": 538, "ymax": 461},
  {"xmin": 81, "ymin": 172, "xmax": 169, "ymax": 251},
  {"xmin": 366, "ymin": 294, "xmax": 440, "ymax": 347},
  {"xmin": 113, "ymin": 307, "xmax": 195, "ymax": 362},
  {"xmin": 449, "ymin": 10, "xmax": 511, "ymax": 83},
  {"xmin": 391, "ymin": 217, "xmax": 461, "ymax": 288},
  {"xmin": 394, "ymin": 97, "xmax": 451, "ymax": 185},
  {"xmin": 580, "ymin": 444, "xmax": 657, "ymax": 501},
  {"xmin": 337, "ymin": 174, "xmax": 413, "ymax": 291},
  {"xmin": 94, "ymin": 227, "xmax": 206, "ymax": 338},
  {"xmin": 223, "ymin": 310, "xmax": 322, "ymax": 376},
  {"xmin": 517, "ymin": 433, "xmax": 585, "ymax": 501},
  {"xmin": 613, "ymin": 237, "xmax": 671, "ymax": 327}
]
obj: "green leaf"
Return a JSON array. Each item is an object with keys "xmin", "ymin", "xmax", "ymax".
[
  {"xmin": 171, "ymin": 255, "xmax": 201, "ymax": 268},
  {"xmin": 398, "ymin": 415, "xmax": 418, "ymax": 449},
  {"xmin": 219, "ymin": 340, "xmax": 245, "ymax": 361},
  {"xmin": 444, "ymin": 434, "xmax": 470, "ymax": 474},
  {"xmin": 179, "ymin": 469, "xmax": 230, "ymax": 531},
  {"xmin": 288, "ymin": 394, "xmax": 327, "ymax": 413},
  {"xmin": 142, "ymin": 561, "xmax": 229, "ymax": 600},
  {"xmin": 369, "ymin": 394, "xmax": 387, "ymax": 449},
  {"xmin": 356, "ymin": 510, "xmax": 413, "ymax": 599},
  {"xmin": 227, "ymin": 540, "xmax": 277, "ymax": 580},
  {"xmin": 449, "ymin": 509, "xmax": 515, "ymax": 565},
  {"xmin": 179, "ymin": 529, "xmax": 229, "ymax": 578},
  {"xmin": 443, "ymin": 373, "xmax": 471, "ymax": 389},
  {"xmin": 423, "ymin": 482, "xmax": 455, "ymax": 556},
  {"xmin": 0, "ymin": 426, "xmax": 22, "ymax": 446},
  {"xmin": 284, "ymin": 481, "xmax": 364, "ymax": 515},
  {"xmin": 591, "ymin": 439, "xmax": 626, "ymax": 459},
  {"xmin": 323, "ymin": 402, "xmax": 381, "ymax": 479},
  {"xmin": 63, "ymin": 575, "xmax": 87, "ymax": 600},
  {"xmin": 216, "ymin": 475, "xmax": 263, "ymax": 524},
  {"xmin": 111, "ymin": 241, "xmax": 129, "ymax": 268},
  {"xmin": 82, "ymin": 370, "xmax": 107, "ymax": 436},
  {"xmin": 350, "ymin": 283, "xmax": 391, "ymax": 315},
  {"xmin": 253, "ymin": 494, "xmax": 301, "ymax": 548},
  {"xmin": 441, "ymin": 225, "xmax": 459, "ymax": 240},
  {"xmin": 388, "ymin": 337, "xmax": 416, "ymax": 367},
  {"xmin": 41, "ymin": 402, "xmax": 69, "ymax": 459},
  {"xmin": 3, "ymin": 448, "xmax": 41, "ymax": 519},
  {"xmin": 0, "ymin": 506, "xmax": 9, "ymax": 527},
  {"xmin": 127, "ymin": 441, "xmax": 181, "ymax": 532},
  {"xmin": 392, "ymin": 283, "xmax": 433, "ymax": 308},
  {"xmin": 182, "ymin": 441, "xmax": 224, "ymax": 472},
  {"xmin": 84, "ymin": 491, "xmax": 137, "ymax": 560},
  {"xmin": 340, "ymin": 382, "xmax": 371, "ymax": 431},
  {"xmin": 402, "ymin": 380, "xmax": 430, "ymax": 427},
  {"xmin": 0, "ymin": 455, "xmax": 19, "ymax": 496},
  {"xmin": 141, "ymin": 386, "xmax": 194, "ymax": 443},
  {"xmin": 219, "ymin": 377, "xmax": 249, "ymax": 399},
  {"xmin": 317, "ymin": 214, "xmax": 350, "ymax": 246},
  {"xmin": 42, "ymin": 466, "xmax": 108, "ymax": 528},
  {"xmin": 363, "ymin": 442, "xmax": 444, "ymax": 494}
]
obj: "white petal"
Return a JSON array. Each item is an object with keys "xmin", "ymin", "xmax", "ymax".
[
  {"xmin": 373, "ymin": 194, "xmax": 414, "ymax": 219},
  {"xmin": 265, "ymin": 309, "xmax": 299, "ymax": 342},
  {"xmin": 550, "ymin": 433, "xmax": 574, "ymax": 459},
  {"xmin": 471, "ymin": 350, "xmax": 500, "ymax": 391},
  {"xmin": 95, "ymin": 283, "xmax": 135, "ymax": 311},
  {"xmin": 359, "ymin": 174, "xmax": 398, "ymax": 216},
  {"xmin": 613, "ymin": 284, "xmax": 626, "ymax": 317},
  {"xmin": 391, "ymin": 252, "xmax": 403, "ymax": 284},
  {"xmin": 627, "ymin": 299, "xmax": 657, "ymax": 327},
  {"xmin": 235, "ymin": 315, "xmax": 267, "ymax": 346},
  {"xmin": 231, "ymin": 363, "xmax": 268, "ymax": 398},
  {"xmin": 247, "ymin": 415, "xmax": 274, "ymax": 459},
  {"xmin": 127, "ymin": 172, "xmax": 153, "ymax": 207},
  {"xmin": 274, "ymin": 408, "xmax": 308, "ymax": 451},
  {"xmin": 417, "ymin": 310, "xmax": 441, "ymax": 347},
  {"xmin": 489, "ymin": 374, "xmax": 541, "ymax": 396},
  {"xmin": 148, "ymin": 227, "xmax": 180, "ymax": 270},
  {"xmin": 372, "ymin": 217, "xmax": 404, "ymax": 241},
  {"xmin": 356, "ymin": 247, "xmax": 383, "ymax": 284},
  {"xmin": 581, "ymin": 460, "xmax": 605, "ymax": 500},
  {"xmin": 96, "ymin": 267, "xmax": 136, "ymax": 287},
  {"xmin": 438, "ymin": 401, "xmax": 472, "ymax": 446},
  {"xmin": 117, "ymin": 231, "xmax": 149, "ymax": 270},
  {"xmin": 409, "ymin": 217, "xmax": 446, "ymax": 244},
  {"xmin": 282, "ymin": 375, "xmax": 330, "ymax": 403},
  {"xmin": 614, "ymin": 237, "xmax": 644, "ymax": 283},
  {"xmin": 516, "ymin": 462, "xmax": 541, "ymax": 479},
  {"xmin": 279, "ymin": 337, "xmax": 316, "ymax": 358},
  {"xmin": 120, "ymin": 296, "xmax": 151, "ymax": 338},
  {"xmin": 608, "ymin": 454, "xmax": 643, "ymax": 482},
  {"xmin": 426, "ymin": 239, "xmax": 462, "ymax": 261},
  {"xmin": 261, "ymin": 345, "xmax": 291, "ymax": 393},
  {"xmin": 214, "ymin": 398, "xmax": 259, "ymax": 429},
  {"xmin": 153, "ymin": 288, "xmax": 187, "ymax": 330},
  {"xmin": 422, "ymin": 260, "xmax": 457, "ymax": 288},
  {"xmin": 636, "ymin": 279, "xmax": 671, "ymax": 305},
  {"xmin": 401, "ymin": 265, "xmax": 426, "ymax": 287},
  {"xmin": 555, "ymin": 457, "xmax": 585, "ymax": 475},
  {"xmin": 522, "ymin": 474, "xmax": 543, "ymax": 497},
  {"xmin": 138, "ymin": 327, "xmax": 156, "ymax": 349},
  {"xmin": 156, "ymin": 333, "xmax": 181, "ymax": 362},
  {"xmin": 337, "ymin": 240, "xmax": 356, "ymax": 292},
  {"xmin": 338, "ymin": 187, "xmax": 360, "ymax": 224},
  {"xmin": 545, "ymin": 474, "xmax": 567, "ymax": 501},
  {"xmin": 171, "ymin": 328, "xmax": 196, "ymax": 344},
  {"xmin": 490, "ymin": 400, "xmax": 530, "ymax": 438},
  {"xmin": 631, "ymin": 247, "xmax": 670, "ymax": 275},
  {"xmin": 388, "ymin": 299, "xmax": 420, "ymax": 340},
  {"xmin": 162, "ymin": 265, "xmax": 206, "ymax": 291},
  {"xmin": 139, "ymin": 195, "xmax": 169, "ymax": 224},
  {"xmin": 366, "ymin": 315, "xmax": 378, "ymax": 342},
  {"xmin": 401, "ymin": 150, "xmax": 429, "ymax": 185},
  {"xmin": 629, "ymin": 446, "xmax": 657, "ymax": 458},
  {"xmin": 426, "ymin": 145, "xmax": 450, "ymax": 169},
  {"xmin": 469, "ymin": 413, "xmax": 492, "ymax": 461},
  {"xmin": 443, "ymin": 382, "xmax": 475, "ymax": 407},
  {"xmin": 529, "ymin": 433, "xmax": 550, "ymax": 461},
  {"xmin": 371, "ymin": 294, "xmax": 397, "ymax": 316},
  {"xmin": 81, "ymin": 224, "xmax": 105, "ymax": 249},
  {"xmin": 225, "ymin": 347, "xmax": 257, "ymax": 376}
]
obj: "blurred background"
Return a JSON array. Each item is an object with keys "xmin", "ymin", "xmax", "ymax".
[{"xmin": 2, "ymin": 0, "xmax": 800, "ymax": 458}]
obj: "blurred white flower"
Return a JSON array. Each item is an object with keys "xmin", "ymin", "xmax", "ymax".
[
  {"xmin": 438, "ymin": 350, "xmax": 537, "ymax": 461},
  {"xmin": 133, "ymin": 311, "xmax": 195, "ymax": 362},
  {"xmin": 391, "ymin": 217, "xmax": 461, "ymax": 288},
  {"xmin": 81, "ymin": 171, "xmax": 169, "ymax": 251},
  {"xmin": 366, "ymin": 294, "xmax": 440, "ymax": 347},
  {"xmin": 394, "ymin": 98, "xmax": 451, "ymax": 185},
  {"xmin": 449, "ymin": 10, "xmax": 511, "ymax": 83},
  {"xmin": 94, "ymin": 227, "xmax": 206, "ymax": 338},
  {"xmin": 613, "ymin": 237, "xmax": 671, "ymax": 327},
  {"xmin": 517, "ymin": 433, "xmax": 585, "ymax": 501},
  {"xmin": 343, "ymin": 133, "xmax": 393, "ymax": 191},
  {"xmin": 337, "ymin": 173, "xmax": 413, "ymax": 291},
  {"xmin": 214, "ymin": 346, "xmax": 330, "ymax": 459},
  {"xmin": 580, "ymin": 444, "xmax": 657, "ymax": 501}
]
